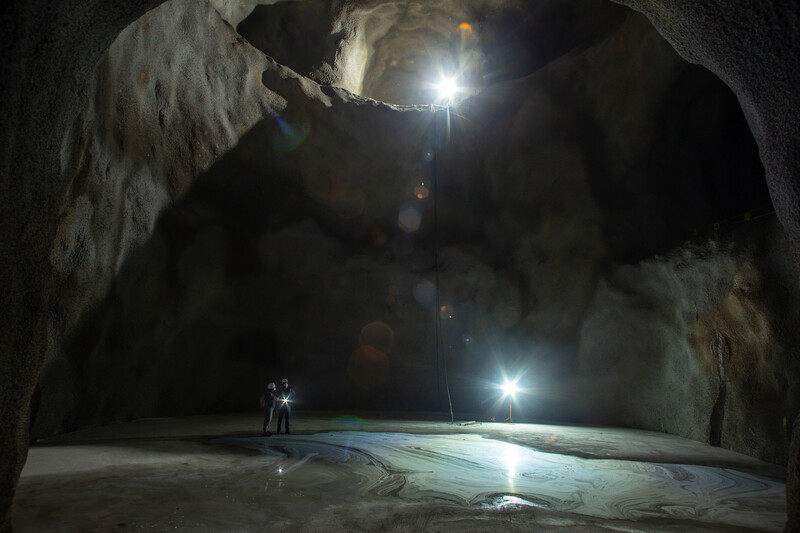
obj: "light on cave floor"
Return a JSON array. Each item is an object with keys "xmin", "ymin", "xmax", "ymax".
[
  {"xmin": 502, "ymin": 442, "xmax": 520, "ymax": 478},
  {"xmin": 498, "ymin": 379, "xmax": 521, "ymax": 424},
  {"xmin": 502, "ymin": 380, "xmax": 519, "ymax": 398}
]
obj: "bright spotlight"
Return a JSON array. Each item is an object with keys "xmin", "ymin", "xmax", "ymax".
[
  {"xmin": 498, "ymin": 379, "xmax": 520, "ymax": 423},
  {"xmin": 435, "ymin": 76, "xmax": 459, "ymax": 102},
  {"xmin": 502, "ymin": 380, "xmax": 519, "ymax": 398}
]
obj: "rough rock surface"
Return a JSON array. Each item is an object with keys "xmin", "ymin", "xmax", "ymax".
[
  {"xmin": 37, "ymin": 0, "xmax": 281, "ymax": 437},
  {"xmin": 613, "ymin": 1, "xmax": 800, "ymax": 266},
  {"xmin": 234, "ymin": 0, "xmax": 630, "ymax": 105},
  {"xmin": 577, "ymin": 223, "xmax": 799, "ymax": 461},
  {"xmin": 0, "ymin": 1, "xmax": 164, "ymax": 529},
  {"xmin": 2, "ymin": 0, "xmax": 800, "ymax": 531},
  {"xmin": 609, "ymin": 3, "xmax": 800, "ymax": 529}
]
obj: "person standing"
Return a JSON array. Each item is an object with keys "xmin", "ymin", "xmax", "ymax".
[
  {"xmin": 276, "ymin": 378, "xmax": 295, "ymax": 434},
  {"xmin": 262, "ymin": 382, "xmax": 277, "ymax": 436}
]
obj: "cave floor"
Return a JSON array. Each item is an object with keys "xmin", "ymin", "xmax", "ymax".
[{"xmin": 13, "ymin": 412, "xmax": 786, "ymax": 532}]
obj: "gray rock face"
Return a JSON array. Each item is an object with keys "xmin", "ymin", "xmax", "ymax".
[
  {"xmin": 578, "ymin": 226, "xmax": 799, "ymax": 461},
  {"xmin": 1, "ymin": 0, "xmax": 165, "ymax": 529},
  {"xmin": 609, "ymin": 3, "xmax": 800, "ymax": 528},
  {"xmin": 38, "ymin": 0, "xmax": 282, "ymax": 436},
  {"xmin": 2, "ymin": 0, "xmax": 800, "ymax": 530}
]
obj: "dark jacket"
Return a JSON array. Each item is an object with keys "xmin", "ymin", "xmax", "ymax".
[
  {"xmin": 276, "ymin": 387, "xmax": 295, "ymax": 410},
  {"xmin": 264, "ymin": 390, "xmax": 277, "ymax": 408}
]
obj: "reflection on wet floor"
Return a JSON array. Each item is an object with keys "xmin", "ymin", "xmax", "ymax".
[
  {"xmin": 215, "ymin": 432, "xmax": 786, "ymax": 531},
  {"xmin": 13, "ymin": 416, "xmax": 787, "ymax": 532}
]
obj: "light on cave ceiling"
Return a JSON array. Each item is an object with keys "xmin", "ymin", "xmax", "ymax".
[{"xmin": 435, "ymin": 75, "xmax": 460, "ymax": 104}]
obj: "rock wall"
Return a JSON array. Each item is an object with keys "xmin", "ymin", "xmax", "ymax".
[
  {"xmin": 1, "ymin": 0, "xmax": 165, "ymax": 528},
  {"xmin": 577, "ymin": 221, "xmax": 799, "ymax": 462},
  {"xmin": 609, "ymin": 3, "xmax": 800, "ymax": 527},
  {"xmin": 35, "ymin": 0, "xmax": 282, "ymax": 437}
]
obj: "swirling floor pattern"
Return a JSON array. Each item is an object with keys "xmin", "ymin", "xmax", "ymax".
[{"xmin": 217, "ymin": 432, "xmax": 786, "ymax": 531}]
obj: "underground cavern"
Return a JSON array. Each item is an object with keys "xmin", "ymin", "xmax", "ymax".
[{"xmin": 1, "ymin": 0, "xmax": 799, "ymax": 531}]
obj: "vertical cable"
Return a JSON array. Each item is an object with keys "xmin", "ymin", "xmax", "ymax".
[
  {"xmin": 432, "ymin": 112, "xmax": 442, "ymax": 415},
  {"xmin": 433, "ymin": 107, "xmax": 455, "ymax": 424}
]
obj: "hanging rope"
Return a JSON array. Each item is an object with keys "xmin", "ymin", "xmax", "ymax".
[{"xmin": 433, "ymin": 108, "xmax": 455, "ymax": 425}]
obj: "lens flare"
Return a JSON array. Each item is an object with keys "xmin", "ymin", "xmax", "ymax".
[
  {"xmin": 331, "ymin": 415, "xmax": 368, "ymax": 430},
  {"xmin": 359, "ymin": 321, "xmax": 394, "ymax": 353},
  {"xmin": 398, "ymin": 201, "xmax": 423, "ymax": 232},
  {"xmin": 270, "ymin": 112, "xmax": 310, "ymax": 152},
  {"xmin": 348, "ymin": 345, "xmax": 389, "ymax": 389},
  {"xmin": 413, "ymin": 280, "xmax": 437, "ymax": 306},
  {"xmin": 457, "ymin": 22, "xmax": 473, "ymax": 37},
  {"xmin": 439, "ymin": 304, "xmax": 454, "ymax": 320}
]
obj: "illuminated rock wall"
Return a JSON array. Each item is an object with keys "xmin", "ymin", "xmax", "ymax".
[
  {"xmin": 34, "ymin": 0, "xmax": 283, "ymax": 436},
  {"xmin": 577, "ymin": 223, "xmax": 799, "ymax": 461}
]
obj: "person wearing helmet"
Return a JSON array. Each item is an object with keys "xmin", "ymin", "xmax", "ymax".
[
  {"xmin": 276, "ymin": 378, "xmax": 295, "ymax": 434},
  {"xmin": 261, "ymin": 382, "xmax": 277, "ymax": 436}
]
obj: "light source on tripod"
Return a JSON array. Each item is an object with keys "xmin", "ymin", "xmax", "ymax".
[
  {"xmin": 499, "ymin": 379, "xmax": 519, "ymax": 424},
  {"xmin": 502, "ymin": 380, "xmax": 519, "ymax": 398}
]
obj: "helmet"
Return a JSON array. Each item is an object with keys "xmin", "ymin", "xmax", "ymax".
[
  {"xmin": 267, "ymin": 382, "xmax": 276, "ymax": 390},
  {"xmin": 281, "ymin": 378, "xmax": 289, "ymax": 384}
]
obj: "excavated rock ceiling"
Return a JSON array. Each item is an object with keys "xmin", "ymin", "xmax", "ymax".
[
  {"xmin": 229, "ymin": 0, "xmax": 626, "ymax": 104},
  {"xmin": 33, "ymin": 0, "xmax": 798, "ymax": 470}
]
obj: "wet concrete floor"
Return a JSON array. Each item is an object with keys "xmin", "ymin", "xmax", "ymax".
[{"xmin": 13, "ymin": 412, "xmax": 787, "ymax": 532}]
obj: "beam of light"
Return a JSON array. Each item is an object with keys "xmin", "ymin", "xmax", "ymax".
[
  {"xmin": 445, "ymin": 106, "xmax": 451, "ymax": 142},
  {"xmin": 448, "ymin": 109, "xmax": 472, "ymax": 123}
]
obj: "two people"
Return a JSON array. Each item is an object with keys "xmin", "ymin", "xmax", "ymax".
[{"xmin": 262, "ymin": 378, "xmax": 295, "ymax": 436}]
